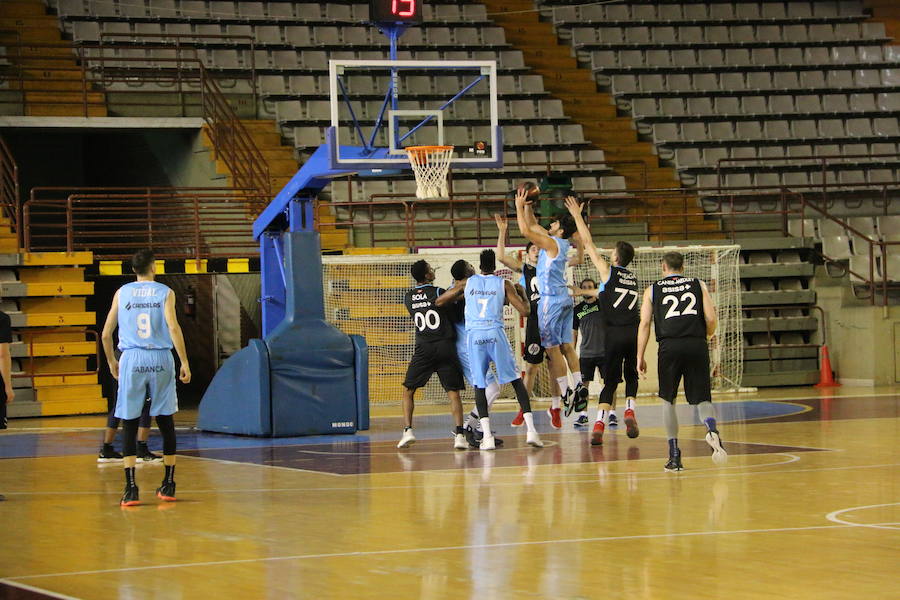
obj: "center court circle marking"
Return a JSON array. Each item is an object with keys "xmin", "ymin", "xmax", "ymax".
[{"xmin": 825, "ymin": 502, "xmax": 900, "ymax": 531}]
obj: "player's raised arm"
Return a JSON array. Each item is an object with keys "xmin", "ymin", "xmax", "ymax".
[
  {"xmin": 504, "ymin": 279, "xmax": 530, "ymax": 317},
  {"xmin": 515, "ymin": 188, "xmax": 555, "ymax": 251},
  {"xmin": 101, "ymin": 290, "xmax": 120, "ymax": 380},
  {"xmin": 636, "ymin": 286, "xmax": 654, "ymax": 375},
  {"xmin": 564, "ymin": 196, "xmax": 610, "ymax": 282},
  {"xmin": 494, "ymin": 214, "xmax": 524, "ymax": 272},
  {"xmin": 700, "ymin": 280, "xmax": 718, "ymax": 337},
  {"xmin": 164, "ymin": 290, "xmax": 191, "ymax": 383},
  {"xmin": 435, "ymin": 279, "xmax": 467, "ymax": 307}
]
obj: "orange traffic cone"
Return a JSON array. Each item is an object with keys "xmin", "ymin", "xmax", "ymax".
[{"xmin": 815, "ymin": 345, "xmax": 840, "ymax": 387}]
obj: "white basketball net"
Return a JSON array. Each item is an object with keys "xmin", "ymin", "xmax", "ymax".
[{"xmin": 405, "ymin": 145, "xmax": 453, "ymax": 199}]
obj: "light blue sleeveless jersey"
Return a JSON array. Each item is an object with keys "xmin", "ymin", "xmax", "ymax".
[
  {"xmin": 464, "ymin": 274, "xmax": 505, "ymax": 330},
  {"xmin": 117, "ymin": 281, "xmax": 173, "ymax": 351},
  {"xmin": 536, "ymin": 236, "xmax": 571, "ymax": 296}
]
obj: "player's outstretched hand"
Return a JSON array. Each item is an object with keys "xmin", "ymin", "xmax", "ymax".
[
  {"xmin": 637, "ymin": 357, "xmax": 647, "ymax": 377},
  {"xmin": 514, "ymin": 187, "xmax": 531, "ymax": 207},
  {"xmin": 109, "ymin": 359, "xmax": 119, "ymax": 381},
  {"xmin": 494, "ymin": 213, "xmax": 507, "ymax": 231},
  {"xmin": 564, "ymin": 195, "xmax": 583, "ymax": 216},
  {"xmin": 180, "ymin": 364, "xmax": 192, "ymax": 384}
]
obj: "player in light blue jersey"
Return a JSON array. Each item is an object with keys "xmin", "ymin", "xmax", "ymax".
[
  {"xmin": 515, "ymin": 185, "xmax": 588, "ymax": 429},
  {"xmin": 439, "ymin": 250, "xmax": 544, "ymax": 450},
  {"xmin": 101, "ymin": 250, "xmax": 191, "ymax": 507},
  {"xmin": 436, "ymin": 259, "xmax": 504, "ymax": 448}
]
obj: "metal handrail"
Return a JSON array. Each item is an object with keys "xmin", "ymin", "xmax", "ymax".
[
  {"xmin": 16, "ymin": 328, "xmax": 100, "ymax": 388},
  {"xmin": 0, "ymin": 135, "xmax": 20, "ymax": 246},
  {"xmin": 1, "ymin": 41, "xmax": 270, "ymax": 202},
  {"xmin": 24, "ymin": 189, "xmax": 262, "ymax": 260}
]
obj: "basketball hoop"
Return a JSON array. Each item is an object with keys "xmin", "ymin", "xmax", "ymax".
[{"xmin": 405, "ymin": 145, "xmax": 454, "ymax": 199}]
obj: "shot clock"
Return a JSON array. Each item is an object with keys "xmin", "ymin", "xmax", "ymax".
[{"xmin": 370, "ymin": 0, "xmax": 423, "ymax": 23}]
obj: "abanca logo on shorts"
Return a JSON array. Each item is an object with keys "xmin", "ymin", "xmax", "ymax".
[{"xmin": 133, "ymin": 365, "xmax": 166, "ymax": 373}]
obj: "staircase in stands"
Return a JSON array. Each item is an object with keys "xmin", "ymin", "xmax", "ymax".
[
  {"xmin": 0, "ymin": 0, "xmax": 106, "ymax": 116},
  {"xmin": 481, "ymin": 0, "xmax": 721, "ymax": 240},
  {"xmin": 201, "ymin": 120, "xmax": 349, "ymax": 251}
]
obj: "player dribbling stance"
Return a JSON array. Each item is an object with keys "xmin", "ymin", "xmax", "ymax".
[
  {"xmin": 101, "ymin": 250, "xmax": 191, "ymax": 506},
  {"xmin": 636, "ymin": 252, "xmax": 728, "ymax": 471},
  {"xmin": 443, "ymin": 250, "xmax": 543, "ymax": 450}
]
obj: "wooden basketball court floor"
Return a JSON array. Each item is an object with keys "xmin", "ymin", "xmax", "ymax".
[{"xmin": 0, "ymin": 386, "xmax": 897, "ymax": 600}]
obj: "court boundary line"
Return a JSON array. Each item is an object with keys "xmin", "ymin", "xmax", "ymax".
[
  {"xmin": 178, "ymin": 454, "xmax": 345, "ymax": 477},
  {"xmin": 6, "ymin": 521, "xmax": 896, "ymax": 582}
]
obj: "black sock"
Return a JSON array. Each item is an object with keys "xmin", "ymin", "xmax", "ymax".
[
  {"xmin": 164, "ymin": 464, "xmax": 175, "ymax": 484},
  {"xmin": 668, "ymin": 438, "xmax": 679, "ymax": 455},
  {"xmin": 103, "ymin": 443, "xmax": 114, "ymax": 450},
  {"xmin": 138, "ymin": 441, "xmax": 148, "ymax": 448},
  {"xmin": 124, "ymin": 467, "xmax": 136, "ymax": 487},
  {"xmin": 455, "ymin": 425, "xmax": 464, "ymax": 435}
]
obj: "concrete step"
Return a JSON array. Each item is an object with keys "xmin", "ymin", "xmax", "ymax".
[
  {"xmin": 744, "ymin": 346, "xmax": 819, "ymax": 361},
  {"xmin": 740, "ymin": 263, "xmax": 815, "ymax": 278},
  {"xmin": 742, "ymin": 316, "xmax": 818, "ymax": 333},
  {"xmin": 741, "ymin": 370, "xmax": 820, "ymax": 387},
  {"xmin": 741, "ymin": 290, "xmax": 816, "ymax": 306}
]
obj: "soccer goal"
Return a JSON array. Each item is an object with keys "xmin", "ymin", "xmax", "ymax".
[{"xmin": 321, "ymin": 245, "xmax": 742, "ymax": 406}]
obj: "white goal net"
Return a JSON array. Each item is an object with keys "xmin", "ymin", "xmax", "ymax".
[{"xmin": 322, "ymin": 245, "xmax": 742, "ymax": 405}]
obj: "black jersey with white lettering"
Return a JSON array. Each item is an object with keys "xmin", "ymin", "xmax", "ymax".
[
  {"xmin": 600, "ymin": 266, "xmax": 640, "ymax": 326},
  {"xmin": 652, "ymin": 275, "xmax": 707, "ymax": 341},
  {"xmin": 519, "ymin": 263, "xmax": 540, "ymax": 309},
  {"xmin": 404, "ymin": 284, "xmax": 456, "ymax": 343}
]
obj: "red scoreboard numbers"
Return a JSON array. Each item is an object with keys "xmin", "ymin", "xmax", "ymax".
[{"xmin": 371, "ymin": 0, "xmax": 423, "ymax": 23}]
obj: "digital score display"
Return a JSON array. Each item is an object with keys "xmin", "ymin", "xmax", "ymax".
[{"xmin": 370, "ymin": 0, "xmax": 423, "ymax": 23}]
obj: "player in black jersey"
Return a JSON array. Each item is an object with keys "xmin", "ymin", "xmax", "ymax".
[
  {"xmin": 565, "ymin": 197, "xmax": 640, "ymax": 446},
  {"xmin": 637, "ymin": 251, "xmax": 728, "ymax": 471},
  {"xmin": 495, "ymin": 212, "xmax": 583, "ymax": 429},
  {"xmin": 399, "ymin": 260, "xmax": 467, "ymax": 450}
]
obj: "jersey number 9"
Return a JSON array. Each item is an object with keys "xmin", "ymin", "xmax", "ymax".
[{"xmin": 137, "ymin": 312, "xmax": 152, "ymax": 339}]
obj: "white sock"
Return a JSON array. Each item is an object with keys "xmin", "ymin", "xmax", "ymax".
[
  {"xmin": 556, "ymin": 375, "xmax": 569, "ymax": 396},
  {"xmin": 480, "ymin": 417, "xmax": 492, "ymax": 438},
  {"xmin": 595, "ymin": 409, "xmax": 609, "ymax": 425},
  {"xmin": 523, "ymin": 411, "xmax": 537, "ymax": 433},
  {"xmin": 551, "ymin": 396, "xmax": 561, "ymax": 409},
  {"xmin": 610, "ymin": 410, "xmax": 617, "ymax": 419},
  {"xmin": 626, "ymin": 397, "xmax": 636, "ymax": 411},
  {"xmin": 572, "ymin": 371, "xmax": 583, "ymax": 386},
  {"xmin": 579, "ymin": 410, "xmax": 588, "ymax": 417},
  {"xmin": 486, "ymin": 381, "xmax": 501, "ymax": 408}
]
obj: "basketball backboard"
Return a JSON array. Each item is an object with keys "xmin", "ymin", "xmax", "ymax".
[{"xmin": 327, "ymin": 59, "xmax": 503, "ymax": 171}]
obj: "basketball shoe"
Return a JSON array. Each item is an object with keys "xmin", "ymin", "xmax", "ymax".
[
  {"xmin": 664, "ymin": 448, "xmax": 684, "ymax": 472},
  {"xmin": 526, "ymin": 431, "xmax": 544, "ymax": 448},
  {"xmin": 98, "ymin": 444, "xmax": 123, "ymax": 463},
  {"xmin": 574, "ymin": 414, "xmax": 589, "ymax": 428},
  {"xmin": 590, "ymin": 421, "xmax": 605, "ymax": 446},
  {"xmin": 608, "ymin": 413, "xmax": 618, "ymax": 427},
  {"xmin": 510, "ymin": 409, "xmax": 525, "ymax": 427},
  {"xmin": 397, "ymin": 428, "xmax": 416, "ymax": 448},
  {"xmin": 454, "ymin": 432, "xmax": 468, "ymax": 450},
  {"xmin": 156, "ymin": 481, "xmax": 176, "ymax": 502},
  {"xmin": 120, "ymin": 484, "xmax": 140, "ymax": 507},
  {"xmin": 705, "ymin": 430, "xmax": 728, "ymax": 465},
  {"xmin": 562, "ymin": 388, "xmax": 575, "ymax": 417},
  {"xmin": 573, "ymin": 382, "xmax": 589, "ymax": 413},
  {"xmin": 547, "ymin": 407, "xmax": 562, "ymax": 429},
  {"xmin": 137, "ymin": 442, "xmax": 163, "ymax": 462},
  {"xmin": 624, "ymin": 409, "xmax": 639, "ymax": 439}
]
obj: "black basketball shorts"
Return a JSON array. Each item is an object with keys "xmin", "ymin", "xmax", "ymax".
[
  {"xmin": 403, "ymin": 338, "xmax": 465, "ymax": 392},
  {"xmin": 579, "ymin": 356, "xmax": 606, "ymax": 382},
  {"xmin": 523, "ymin": 312, "xmax": 545, "ymax": 365},
  {"xmin": 657, "ymin": 337, "xmax": 712, "ymax": 405}
]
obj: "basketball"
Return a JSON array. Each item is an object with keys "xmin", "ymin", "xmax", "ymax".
[{"xmin": 517, "ymin": 181, "xmax": 540, "ymax": 203}]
